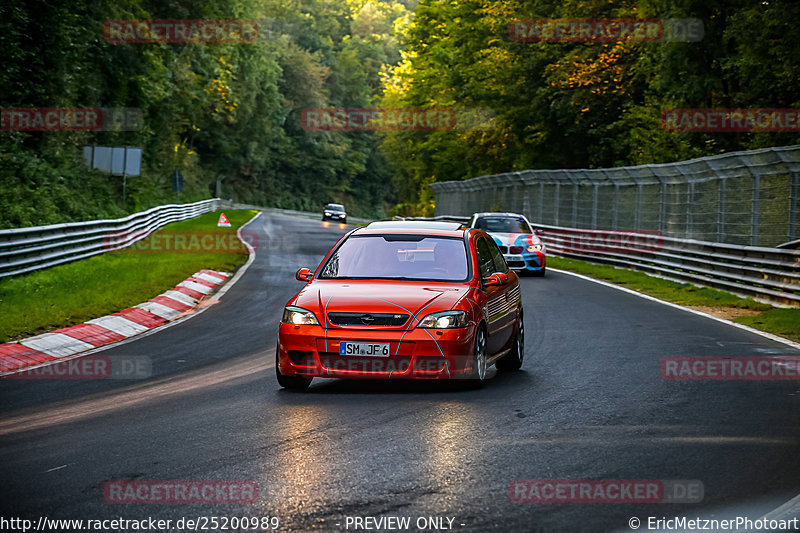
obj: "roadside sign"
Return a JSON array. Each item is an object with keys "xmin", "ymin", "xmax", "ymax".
[{"xmin": 217, "ymin": 213, "xmax": 231, "ymax": 227}]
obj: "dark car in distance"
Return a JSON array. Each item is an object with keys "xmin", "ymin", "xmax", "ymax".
[{"xmin": 322, "ymin": 203, "xmax": 347, "ymax": 223}]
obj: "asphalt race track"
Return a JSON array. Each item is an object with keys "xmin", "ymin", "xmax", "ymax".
[{"xmin": 2, "ymin": 212, "xmax": 800, "ymax": 532}]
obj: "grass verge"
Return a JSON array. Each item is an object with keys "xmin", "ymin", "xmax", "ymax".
[
  {"xmin": 548, "ymin": 255, "xmax": 800, "ymax": 343},
  {"xmin": 0, "ymin": 209, "xmax": 258, "ymax": 342}
]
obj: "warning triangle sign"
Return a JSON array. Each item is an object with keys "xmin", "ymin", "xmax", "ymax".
[{"xmin": 217, "ymin": 213, "xmax": 231, "ymax": 227}]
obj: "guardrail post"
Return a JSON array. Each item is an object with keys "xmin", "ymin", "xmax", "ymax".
[
  {"xmin": 572, "ymin": 183, "xmax": 579, "ymax": 227},
  {"xmin": 538, "ymin": 182, "xmax": 544, "ymax": 224},
  {"xmin": 659, "ymin": 181, "xmax": 666, "ymax": 234},
  {"xmin": 635, "ymin": 183, "xmax": 642, "ymax": 231},
  {"xmin": 751, "ymin": 173, "xmax": 760, "ymax": 246},
  {"xmin": 717, "ymin": 178, "xmax": 726, "ymax": 243},
  {"xmin": 790, "ymin": 171, "xmax": 798, "ymax": 241},
  {"xmin": 520, "ymin": 173, "xmax": 530, "ymax": 219},
  {"xmin": 612, "ymin": 183, "xmax": 620, "ymax": 230},
  {"xmin": 592, "ymin": 183, "xmax": 599, "ymax": 229},
  {"xmin": 687, "ymin": 181, "xmax": 695, "ymax": 239},
  {"xmin": 553, "ymin": 182, "xmax": 560, "ymax": 225}
]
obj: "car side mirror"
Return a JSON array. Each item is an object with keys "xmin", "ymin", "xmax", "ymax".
[
  {"xmin": 534, "ymin": 229, "xmax": 543, "ymax": 235},
  {"xmin": 295, "ymin": 267, "xmax": 313, "ymax": 282},
  {"xmin": 483, "ymin": 272, "xmax": 509, "ymax": 286}
]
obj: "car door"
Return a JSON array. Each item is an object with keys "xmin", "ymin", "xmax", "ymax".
[
  {"xmin": 486, "ymin": 237, "xmax": 517, "ymax": 352},
  {"xmin": 476, "ymin": 236, "xmax": 509, "ymax": 355}
]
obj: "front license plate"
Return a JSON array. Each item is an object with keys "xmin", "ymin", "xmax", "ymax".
[
  {"xmin": 505, "ymin": 254, "xmax": 523, "ymax": 262},
  {"xmin": 340, "ymin": 342, "xmax": 390, "ymax": 357}
]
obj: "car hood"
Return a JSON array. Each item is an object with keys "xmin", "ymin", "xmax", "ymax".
[
  {"xmin": 292, "ymin": 280, "xmax": 467, "ymax": 322},
  {"xmin": 488, "ymin": 232, "xmax": 542, "ymax": 247}
]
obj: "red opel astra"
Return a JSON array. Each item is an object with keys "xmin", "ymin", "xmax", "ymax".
[{"xmin": 276, "ymin": 221, "xmax": 524, "ymax": 390}]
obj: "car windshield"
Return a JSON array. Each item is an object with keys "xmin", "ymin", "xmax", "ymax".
[
  {"xmin": 318, "ymin": 235, "xmax": 468, "ymax": 281},
  {"xmin": 325, "ymin": 204, "xmax": 345, "ymax": 212},
  {"xmin": 475, "ymin": 217, "xmax": 531, "ymax": 234}
]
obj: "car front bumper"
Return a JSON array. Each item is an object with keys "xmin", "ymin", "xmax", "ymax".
[
  {"xmin": 503, "ymin": 251, "xmax": 546, "ymax": 271},
  {"xmin": 278, "ymin": 322, "xmax": 476, "ymax": 379}
]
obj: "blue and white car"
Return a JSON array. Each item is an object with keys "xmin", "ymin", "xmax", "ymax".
[{"xmin": 468, "ymin": 212, "xmax": 546, "ymax": 276}]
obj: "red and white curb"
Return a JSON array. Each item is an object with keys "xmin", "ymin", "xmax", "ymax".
[{"xmin": 0, "ymin": 269, "xmax": 229, "ymax": 375}]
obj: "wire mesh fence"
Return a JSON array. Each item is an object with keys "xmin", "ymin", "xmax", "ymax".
[{"xmin": 431, "ymin": 145, "xmax": 800, "ymax": 247}]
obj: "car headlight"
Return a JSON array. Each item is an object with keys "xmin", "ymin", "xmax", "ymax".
[
  {"xmin": 324, "ymin": 211, "xmax": 331, "ymax": 216},
  {"xmin": 282, "ymin": 306, "xmax": 319, "ymax": 325},
  {"xmin": 527, "ymin": 244, "xmax": 543, "ymax": 252},
  {"xmin": 418, "ymin": 310, "xmax": 468, "ymax": 329}
]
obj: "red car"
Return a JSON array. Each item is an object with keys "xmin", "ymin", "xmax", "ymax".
[{"xmin": 276, "ymin": 221, "xmax": 524, "ymax": 390}]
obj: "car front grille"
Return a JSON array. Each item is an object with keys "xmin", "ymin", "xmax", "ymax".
[
  {"xmin": 318, "ymin": 353, "xmax": 446, "ymax": 374},
  {"xmin": 499, "ymin": 245, "xmax": 523, "ymax": 254},
  {"xmin": 327, "ymin": 312, "xmax": 409, "ymax": 327}
]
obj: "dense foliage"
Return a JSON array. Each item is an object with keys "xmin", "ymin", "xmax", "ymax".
[
  {"xmin": 0, "ymin": 0, "xmax": 412, "ymax": 227},
  {"xmin": 381, "ymin": 0, "xmax": 800, "ymax": 213},
  {"xmin": 2, "ymin": 0, "xmax": 798, "ymax": 226}
]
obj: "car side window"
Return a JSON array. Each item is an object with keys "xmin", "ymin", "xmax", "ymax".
[
  {"xmin": 475, "ymin": 237, "xmax": 495, "ymax": 278},
  {"xmin": 487, "ymin": 238, "xmax": 510, "ymax": 273}
]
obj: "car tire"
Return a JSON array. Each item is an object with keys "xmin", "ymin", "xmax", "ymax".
[
  {"xmin": 532, "ymin": 267, "xmax": 546, "ymax": 277},
  {"xmin": 276, "ymin": 346, "xmax": 312, "ymax": 391},
  {"xmin": 496, "ymin": 314, "xmax": 524, "ymax": 372},
  {"xmin": 468, "ymin": 326, "xmax": 488, "ymax": 387},
  {"xmin": 322, "ymin": 216, "xmax": 327, "ymax": 221}
]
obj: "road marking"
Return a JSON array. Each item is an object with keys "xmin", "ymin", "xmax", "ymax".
[
  {"xmin": 178, "ymin": 280, "xmax": 213, "ymax": 294},
  {"xmin": 161, "ymin": 289, "xmax": 197, "ymax": 306},
  {"xmin": 549, "ymin": 268, "xmax": 800, "ymax": 351},
  {"xmin": 6, "ymin": 211, "xmax": 265, "ymax": 366},
  {"xmin": 134, "ymin": 301, "xmax": 183, "ymax": 320},
  {"xmin": 551, "ymin": 269, "xmax": 800, "ymax": 530},
  {"xmin": 20, "ymin": 333, "xmax": 95, "ymax": 358},
  {"xmin": 196, "ymin": 272, "xmax": 226, "ymax": 284},
  {"xmin": 86, "ymin": 316, "xmax": 149, "ymax": 337},
  {"xmin": 208, "ymin": 212, "xmax": 261, "ymax": 302}
]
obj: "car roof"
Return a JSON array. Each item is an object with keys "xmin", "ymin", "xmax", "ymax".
[
  {"xmin": 472, "ymin": 212, "xmax": 527, "ymax": 219},
  {"xmin": 358, "ymin": 220, "xmax": 467, "ymax": 236}
]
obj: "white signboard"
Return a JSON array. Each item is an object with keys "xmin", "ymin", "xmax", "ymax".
[{"xmin": 83, "ymin": 146, "xmax": 141, "ymax": 176}]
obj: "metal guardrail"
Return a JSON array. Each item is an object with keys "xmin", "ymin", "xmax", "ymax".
[
  {"xmin": 0, "ymin": 199, "xmax": 220, "ymax": 278},
  {"xmin": 534, "ymin": 223, "xmax": 800, "ymax": 307},
  {"xmin": 431, "ymin": 145, "xmax": 800, "ymax": 247},
  {"xmin": 396, "ymin": 215, "xmax": 800, "ymax": 306}
]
